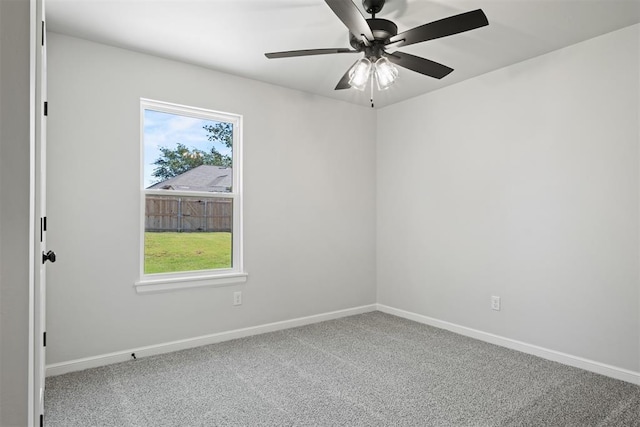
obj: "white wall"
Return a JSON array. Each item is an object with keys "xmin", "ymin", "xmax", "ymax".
[
  {"xmin": 377, "ymin": 25, "xmax": 640, "ymax": 372},
  {"xmin": 48, "ymin": 24, "xmax": 639, "ymax": 376},
  {"xmin": 0, "ymin": 0, "xmax": 32, "ymax": 424},
  {"xmin": 46, "ymin": 33, "xmax": 377, "ymax": 364}
]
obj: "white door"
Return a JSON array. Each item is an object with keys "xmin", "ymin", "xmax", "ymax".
[{"xmin": 32, "ymin": 0, "xmax": 51, "ymax": 425}]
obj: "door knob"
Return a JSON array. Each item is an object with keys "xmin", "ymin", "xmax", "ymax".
[{"xmin": 42, "ymin": 250, "xmax": 56, "ymax": 264}]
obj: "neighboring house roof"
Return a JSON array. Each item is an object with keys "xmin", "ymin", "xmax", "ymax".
[{"xmin": 148, "ymin": 165, "xmax": 232, "ymax": 192}]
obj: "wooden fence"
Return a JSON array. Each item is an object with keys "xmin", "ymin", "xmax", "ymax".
[{"xmin": 145, "ymin": 195, "xmax": 232, "ymax": 232}]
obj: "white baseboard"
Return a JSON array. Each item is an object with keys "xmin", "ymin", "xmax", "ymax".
[
  {"xmin": 45, "ymin": 304, "xmax": 377, "ymax": 377},
  {"xmin": 46, "ymin": 303, "xmax": 640, "ymax": 385},
  {"xmin": 377, "ymin": 304, "xmax": 640, "ymax": 385}
]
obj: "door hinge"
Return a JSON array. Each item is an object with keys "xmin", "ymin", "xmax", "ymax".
[
  {"xmin": 44, "ymin": 102, "xmax": 48, "ymax": 116},
  {"xmin": 40, "ymin": 217, "xmax": 47, "ymax": 242},
  {"xmin": 41, "ymin": 21, "xmax": 45, "ymax": 46},
  {"xmin": 43, "ymin": 332, "xmax": 46, "ymax": 347},
  {"xmin": 40, "ymin": 414, "xmax": 43, "ymax": 427}
]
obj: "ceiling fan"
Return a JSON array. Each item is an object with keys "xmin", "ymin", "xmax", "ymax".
[{"xmin": 265, "ymin": 0, "xmax": 488, "ymax": 96}]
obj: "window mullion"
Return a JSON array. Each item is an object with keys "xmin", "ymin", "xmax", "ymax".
[{"xmin": 144, "ymin": 189, "xmax": 236, "ymax": 198}]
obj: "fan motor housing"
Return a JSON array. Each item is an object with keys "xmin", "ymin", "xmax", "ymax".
[
  {"xmin": 349, "ymin": 18, "xmax": 398, "ymax": 51},
  {"xmin": 363, "ymin": 0, "xmax": 385, "ymax": 14}
]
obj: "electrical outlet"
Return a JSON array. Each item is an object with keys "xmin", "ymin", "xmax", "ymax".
[
  {"xmin": 491, "ymin": 296, "xmax": 501, "ymax": 311},
  {"xmin": 233, "ymin": 291, "xmax": 242, "ymax": 306}
]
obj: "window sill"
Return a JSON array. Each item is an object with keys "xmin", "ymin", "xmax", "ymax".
[{"xmin": 135, "ymin": 272, "xmax": 248, "ymax": 294}]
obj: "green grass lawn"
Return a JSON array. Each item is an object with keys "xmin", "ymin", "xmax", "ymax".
[{"xmin": 144, "ymin": 232, "xmax": 231, "ymax": 274}]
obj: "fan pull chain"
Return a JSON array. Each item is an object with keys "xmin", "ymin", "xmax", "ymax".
[{"xmin": 370, "ymin": 75, "xmax": 375, "ymax": 108}]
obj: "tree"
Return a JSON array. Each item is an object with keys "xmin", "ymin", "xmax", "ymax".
[
  {"xmin": 203, "ymin": 122, "xmax": 232, "ymax": 150},
  {"xmin": 151, "ymin": 122, "xmax": 233, "ymax": 182}
]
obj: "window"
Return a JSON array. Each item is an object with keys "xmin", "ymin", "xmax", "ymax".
[{"xmin": 135, "ymin": 99, "xmax": 246, "ymax": 293}]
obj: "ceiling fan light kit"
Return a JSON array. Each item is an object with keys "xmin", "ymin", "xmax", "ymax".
[
  {"xmin": 373, "ymin": 57, "xmax": 398, "ymax": 90},
  {"xmin": 348, "ymin": 57, "xmax": 373, "ymax": 90},
  {"xmin": 265, "ymin": 0, "xmax": 489, "ymax": 106},
  {"xmin": 347, "ymin": 56, "xmax": 399, "ymax": 92}
]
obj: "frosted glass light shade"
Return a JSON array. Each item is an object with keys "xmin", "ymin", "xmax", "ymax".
[
  {"xmin": 348, "ymin": 58, "xmax": 372, "ymax": 91},
  {"xmin": 374, "ymin": 57, "xmax": 399, "ymax": 90}
]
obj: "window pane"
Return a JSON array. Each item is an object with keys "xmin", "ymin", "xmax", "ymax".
[
  {"xmin": 143, "ymin": 109, "xmax": 233, "ymax": 193},
  {"xmin": 144, "ymin": 195, "xmax": 233, "ymax": 274}
]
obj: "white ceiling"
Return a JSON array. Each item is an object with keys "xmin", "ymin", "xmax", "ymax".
[{"xmin": 46, "ymin": 0, "xmax": 640, "ymax": 108}]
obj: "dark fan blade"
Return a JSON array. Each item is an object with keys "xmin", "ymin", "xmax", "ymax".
[
  {"xmin": 325, "ymin": 0, "xmax": 374, "ymax": 42},
  {"xmin": 389, "ymin": 9, "xmax": 488, "ymax": 48},
  {"xmin": 334, "ymin": 63, "xmax": 355, "ymax": 90},
  {"xmin": 387, "ymin": 52, "xmax": 453, "ymax": 79},
  {"xmin": 265, "ymin": 48, "xmax": 358, "ymax": 59}
]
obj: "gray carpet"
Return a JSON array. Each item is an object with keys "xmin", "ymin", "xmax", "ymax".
[{"xmin": 45, "ymin": 311, "xmax": 640, "ymax": 426}]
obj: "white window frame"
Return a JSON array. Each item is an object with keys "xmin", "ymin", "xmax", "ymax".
[{"xmin": 135, "ymin": 98, "xmax": 246, "ymax": 294}]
